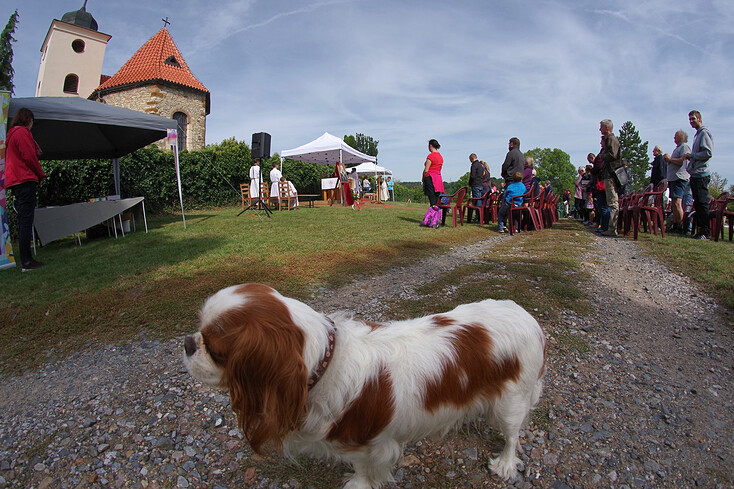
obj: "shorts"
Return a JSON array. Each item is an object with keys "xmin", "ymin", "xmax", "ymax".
[{"xmin": 668, "ymin": 179, "xmax": 690, "ymax": 199}]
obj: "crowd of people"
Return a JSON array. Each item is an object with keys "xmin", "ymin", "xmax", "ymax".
[
  {"xmin": 422, "ymin": 110, "xmax": 715, "ymax": 237},
  {"xmin": 573, "ymin": 111, "xmax": 713, "ymax": 239}
]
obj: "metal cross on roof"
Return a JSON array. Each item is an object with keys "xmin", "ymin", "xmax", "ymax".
[{"xmin": 162, "ymin": 16, "xmax": 171, "ymax": 28}]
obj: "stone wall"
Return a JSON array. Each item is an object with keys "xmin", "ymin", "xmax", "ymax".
[{"xmin": 95, "ymin": 83, "xmax": 207, "ymax": 150}]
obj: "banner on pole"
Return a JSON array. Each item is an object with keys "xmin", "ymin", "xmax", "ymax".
[
  {"xmin": 0, "ymin": 91, "xmax": 16, "ymax": 270},
  {"xmin": 168, "ymin": 129, "xmax": 186, "ymax": 228}
]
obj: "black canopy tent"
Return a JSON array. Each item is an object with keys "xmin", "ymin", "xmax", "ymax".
[{"xmin": 8, "ymin": 96, "xmax": 178, "ymax": 196}]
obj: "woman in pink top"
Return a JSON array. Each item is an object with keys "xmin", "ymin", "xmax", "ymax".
[{"xmin": 422, "ymin": 139, "xmax": 444, "ymax": 206}]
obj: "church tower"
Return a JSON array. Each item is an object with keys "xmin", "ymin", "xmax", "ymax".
[
  {"xmin": 35, "ymin": 1, "xmax": 111, "ymax": 98},
  {"xmin": 89, "ymin": 28, "xmax": 210, "ymax": 151}
]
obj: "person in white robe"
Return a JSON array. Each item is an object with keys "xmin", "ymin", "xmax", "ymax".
[
  {"xmin": 380, "ymin": 176, "xmax": 389, "ymax": 201},
  {"xmin": 270, "ymin": 161, "xmax": 282, "ymax": 204},
  {"xmin": 249, "ymin": 159, "xmax": 261, "ymax": 198}
]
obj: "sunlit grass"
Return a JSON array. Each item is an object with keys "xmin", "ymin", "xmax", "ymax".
[{"xmin": 0, "ymin": 203, "xmax": 488, "ymax": 373}]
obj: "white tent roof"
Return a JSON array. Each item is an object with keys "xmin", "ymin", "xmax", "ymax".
[
  {"xmin": 350, "ymin": 162, "xmax": 392, "ymax": 176},
  {"xmin": 281, "ymin": 132, "xmax": 376, "ymax": 165}
]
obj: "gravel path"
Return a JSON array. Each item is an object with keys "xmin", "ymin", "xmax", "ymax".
[{"xmin": 1, "ymin": 231, "xmax": 732, "ymax": 489}]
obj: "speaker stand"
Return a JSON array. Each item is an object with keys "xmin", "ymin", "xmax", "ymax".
[
  {"xmin": 238, "ymin": 176, "xmax": 272, "ymax": 218},
  {"xmin": 238, "ymin": 195, "xmax": 272, "ymax": 217}
]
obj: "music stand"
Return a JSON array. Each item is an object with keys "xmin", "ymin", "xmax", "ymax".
[{"xmin": 238, "ymin": 159, "xmax": 272, "ymax": 217}]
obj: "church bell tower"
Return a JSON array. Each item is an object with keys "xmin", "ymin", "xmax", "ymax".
[{"xmin": 35, "ymin": 1, "xmax": 111, "ymax": 98}]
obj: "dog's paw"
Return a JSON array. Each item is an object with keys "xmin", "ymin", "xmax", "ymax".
[{"xmin": 489, "ymin": 456, "xmax": 521, "ymax": 482}]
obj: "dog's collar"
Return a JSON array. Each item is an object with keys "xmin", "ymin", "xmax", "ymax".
[{"xmin": 308, "ymin": 317, "xmax": 336, "ymax": 390}]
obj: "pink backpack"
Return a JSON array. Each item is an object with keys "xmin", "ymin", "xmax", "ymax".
[{"xmin": 422, "ymin": 205, "xmax": 442, "ymax": 228}]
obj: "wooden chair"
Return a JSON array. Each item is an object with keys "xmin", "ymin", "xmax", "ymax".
[
  {"xmin": 278, "ymin": 181, "xmax": 297, "ymax": 211},
  {"xmin": 633, "ymin": 180, "xmax": 667, "ymax": 240},
  {"xmin": 436, "ymin": 187, "xmax": 467, "ymax": 227},
  {"xmin": 464, "ymin": 188, "xmax": 492, "ymax": 226},
  {"xmin": 240, "ymin": 183, "xmax": 252, "ymax": 210},
  {"xmin": 259, "ymin": 182, "xmax": 271, "ymax": 209}
]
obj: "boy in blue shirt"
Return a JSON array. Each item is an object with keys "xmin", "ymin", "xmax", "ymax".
[{"xmin": 497, "ymin": 172, "xmax": 526, "ymax": 233}]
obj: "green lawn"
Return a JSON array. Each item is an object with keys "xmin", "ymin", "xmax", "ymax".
[
  {"xmin": 1, "ymin": 205, "xmax": 731, "ymax": 375},
  {"xmin": 0, "ymin": 203, "xmax": 488, "ymax": 372}
]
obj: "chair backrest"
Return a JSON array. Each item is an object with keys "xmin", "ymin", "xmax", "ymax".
[
  {"xmin": 278, "ymin": 181, "xmax": 292, "ymax": 198},
  {"xmin": 455, "ymin": 187, "xmax": 467, "ymax": 206},
  {"xmin": 467, "ymin": 188, "xmax": 491, "ymax": 208},
  {"xmin": 240, "ymin": 183, "xmax": 250, "ymax": 196},
  {"xmin": 510, "ymin": 187, "xmax": 533, "ymax": 208},
  {"xmin": 532, "ymin": 187, "xmax": 546, "ymax": 209},
  {"xmin": 644, "ymin": 180, "xmax": 668, "ymax": 208}
]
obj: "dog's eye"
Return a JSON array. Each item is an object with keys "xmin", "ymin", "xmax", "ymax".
[{"xmin": 206, "ymin": 344, "xmax": 227, "ymax": 365}]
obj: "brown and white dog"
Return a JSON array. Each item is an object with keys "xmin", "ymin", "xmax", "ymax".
[{"xmin": 183, "ymin": 284, "xmax": 546, "ymax": 489}]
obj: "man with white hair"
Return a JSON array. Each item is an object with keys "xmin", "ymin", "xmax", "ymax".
[
  {"xmin": 650, "ymin": 145, "xmax": 666, "ymax": 187},
  {"xmin": 599, "ymin": 119, "xmax": 622, "ymax": 237},
  {"xmin": 663, "ymin": 130, "xmax": 691, "ymax": 234}
]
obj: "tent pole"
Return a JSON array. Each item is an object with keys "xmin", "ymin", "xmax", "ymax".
[
  {"xmin": 113, "ymin": 158, "xmax": 121, "ymax": 197},
  {"xmin": 339, "ymin": 149, "xmax": 344, "ymax": 205},
  {"xmin": 168, "ymin": 129, "xmax": 186, "ymax": 228}
]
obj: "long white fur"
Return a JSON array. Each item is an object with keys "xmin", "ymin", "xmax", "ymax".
[{"xmin": 184, "ymin": 286, "xmax": 545, "ymax": 489}]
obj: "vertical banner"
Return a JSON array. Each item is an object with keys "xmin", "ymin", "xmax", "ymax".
[
  {"xmin": 167, "ymin": 129, "xmax": 186, "ymax": 228},
  {"xmin": 0, "ymin": 91, "xmax": 16, "ymax": 270}
]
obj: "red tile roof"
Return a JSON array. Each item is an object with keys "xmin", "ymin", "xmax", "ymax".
[{"xmin": 95, "ymin": 28, "xmax": 209, "ymax": 93}]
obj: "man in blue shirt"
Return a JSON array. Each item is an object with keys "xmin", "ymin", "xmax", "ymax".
[
  {"xmin": 386, "ymin": 177, "xmax": 394, "ymax": 201},
  {"xmin": 497, "ymin": 172, "xmax": 526, "ymax": 233}
]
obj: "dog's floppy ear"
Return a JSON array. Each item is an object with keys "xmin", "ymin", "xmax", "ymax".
[{"xmin": 222, "ymin": 303, "xmax": 308, "ymax": 453}]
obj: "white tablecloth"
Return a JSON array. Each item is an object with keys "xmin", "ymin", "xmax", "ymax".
[{"xmin": 34, "ymin": 197, "xmax": 145, "ymax": 245}]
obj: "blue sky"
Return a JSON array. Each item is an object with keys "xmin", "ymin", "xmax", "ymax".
[{"xmin": 7, "ymin": 0, "xmax": 733, "ymax": 185}]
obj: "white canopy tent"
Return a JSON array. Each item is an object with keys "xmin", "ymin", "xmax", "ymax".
[
  {"xmin": 351, "ymin": 162, "xmax": 392, "ymax": 176},
  {"xmin": 280, "ymin": 132, "xmax": 376, "ymax": 165}
]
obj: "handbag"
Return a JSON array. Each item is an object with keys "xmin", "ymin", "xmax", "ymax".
[{"xmin": 613, "ymin": 166, "xmax": 629, "ymax": 187}]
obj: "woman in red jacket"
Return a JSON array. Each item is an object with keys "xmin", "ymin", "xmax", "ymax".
[{"xmin": 6, "ymin": 108, "xmax": 45, "ymax": 271}]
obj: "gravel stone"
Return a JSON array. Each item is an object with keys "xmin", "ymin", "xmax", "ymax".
[{"xmin": 0, "ymin": 232, "xmax": 731, "ymax": 488}]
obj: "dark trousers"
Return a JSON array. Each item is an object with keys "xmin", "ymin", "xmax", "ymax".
[
  {"xmin": 423, "ymin": 176, "xmax": 439, "ymax": 206},
  {"xmin": 690, "ymin": 176, "xmax": 710, "ymax": 236},
  {"xmin": 10, "ymin": 181, "xmax": 38, "ymax": 266}
]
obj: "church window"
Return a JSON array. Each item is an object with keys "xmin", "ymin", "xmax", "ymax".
[
  {"xmin": 72, "ymin": 39, "xmax": 85, "ymax": 53},
  {"xmin": 173, "ymin": 112, "xmax": 188, "ymax": 151},
  {"xmin": 63, "ymin": 74, "xmax": 79, "ymax": 94},
  {"xmin": 164, "ymin": 56, "xmax": 181, "ymax": 68}
]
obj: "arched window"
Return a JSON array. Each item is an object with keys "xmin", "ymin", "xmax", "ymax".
[
  {"xmin": 172, "ymin": 112, "xmax": 188, "ymax": 151},
  {"xmin": 63, "ymin": 74, "xmax": 79, "ymax": 94}
]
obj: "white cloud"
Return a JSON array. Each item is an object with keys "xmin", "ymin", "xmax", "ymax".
[{"xmin": 9, "ymin": 0, "xmax": 734, "ymax": 186}]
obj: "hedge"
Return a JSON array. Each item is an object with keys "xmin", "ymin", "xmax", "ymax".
[{"xmin": 3, "ymin": 138, "xmax": 328, "ymax": 237}]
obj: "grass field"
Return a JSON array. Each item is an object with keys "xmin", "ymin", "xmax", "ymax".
[{"xmin": 1, "ymin": 202, "xmax": 731, "ymax": 374}]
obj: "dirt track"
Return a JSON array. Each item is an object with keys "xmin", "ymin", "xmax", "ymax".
[{"xmin": 0, "ymin": 231, "xmax": 731, "ymax": 488}]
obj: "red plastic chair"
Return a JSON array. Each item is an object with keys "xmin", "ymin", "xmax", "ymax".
[
  {"xmin": 619, "ymin": 188, "xmax": 645, "ymax": 236},
  {"xmin": 436, "ymin": 187, "xmax": 467, "ymax": 227},
  {"xmin": 633, "ymin": 180, "xmax": 668, "ymax": 240},
  {"xmin": 485, "ymin": 192, "xmax": 501, "ymax": 223},
  {"xmin": 525, "ymin": 187, "xmax": 545, "ymax": 231},
  {"xmin": 712, "ymin": 192, "xmax": 733, "ymax": 242},
  {"xmin": 508, "ymin": 187, "xmax": 539, "ymax": 235},
  {"xmin": 541, "ymin": 191, "xmax": 557, "ymax": 229},
  {"xmin": 464, "ymin": 188, "xmax": 493, "ymax": 226}
]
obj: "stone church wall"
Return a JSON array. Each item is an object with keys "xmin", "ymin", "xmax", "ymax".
[{"xmin": 97, "ymin": 83, "xmax": 207, "ymax": 150}]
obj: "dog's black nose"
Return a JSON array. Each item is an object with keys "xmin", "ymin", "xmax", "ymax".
[{"xmin": 184, "ymin": 335, "xmax": 197, "ymax": 356}]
